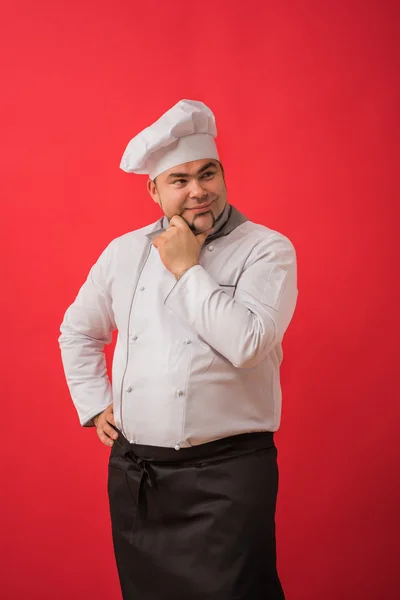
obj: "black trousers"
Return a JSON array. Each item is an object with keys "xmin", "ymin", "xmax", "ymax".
[{"xmin": 108, "ymin": 428, "xmax": 285, "ymax": 600}]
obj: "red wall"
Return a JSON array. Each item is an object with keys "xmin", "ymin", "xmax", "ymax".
[{"xmin": 2, "ymin": 1, "xmax": 399, "ymax": 598}]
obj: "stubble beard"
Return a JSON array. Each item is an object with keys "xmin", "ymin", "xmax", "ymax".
[
  {"xmin": 185, "ymin": 210, "xmax": 217, "ymax": 234},
  {"xmin": 158, "ymin": 192, "xmax": 220, "ymax": 234}
]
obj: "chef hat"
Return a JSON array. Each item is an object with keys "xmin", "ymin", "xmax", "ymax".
[{"xmin": 120, "ymin": 99, "xmax": 219, "ymax": 180}]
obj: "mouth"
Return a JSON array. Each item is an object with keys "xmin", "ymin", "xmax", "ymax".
[{"xmin": 186, "ymin": 200, "xmax": 214, "ymax": 213}]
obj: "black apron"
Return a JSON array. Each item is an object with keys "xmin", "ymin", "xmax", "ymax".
[{"xmin": 108, "ymin": 428, "xmax": 285, "ymax": 600}]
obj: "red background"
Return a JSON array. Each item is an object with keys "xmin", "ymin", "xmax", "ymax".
[{"xmin": 2, "ymin": 1, "xmax": 399, "ymax": 598}]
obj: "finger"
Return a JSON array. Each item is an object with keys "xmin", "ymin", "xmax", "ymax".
[
  {"xmin": 104, "ymin": 422, "xmax": 118, "ymax": 440},
  {"xmin": 96, "ymin": 427, "xmax": 115, "ymax": 447},
  {"xmin": 161, "ymin": 227, "xmax": 174, "ymax": 237},
  {"xmin": 170, "ymin": 215, "xmax": 190, "ymax": 230},
  {"xmin": 152, "ymin": 235, "xmax": 166, "ymax": 248},
  {"xmin": 106, "ymin": 411, "xmax": 116, "ymax": 425}
]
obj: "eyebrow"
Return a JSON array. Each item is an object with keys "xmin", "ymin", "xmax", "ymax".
[{"xmin": 167, "ymin": 161, "xmax": 218, "ymax": 180}]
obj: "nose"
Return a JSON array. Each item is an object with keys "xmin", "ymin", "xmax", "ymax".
[{"xmin": 188, "ymin": 179, "xmax": 207, "ymax": 199}]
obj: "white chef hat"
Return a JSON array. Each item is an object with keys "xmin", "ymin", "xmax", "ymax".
[{"xmin": 120, "ymin": 99, "xmax": 219, "ymax": 180}]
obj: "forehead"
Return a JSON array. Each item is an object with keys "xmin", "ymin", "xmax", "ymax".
[{"xmin": 161, "ymin": 158, "xmax": 218, "ymax": 179}]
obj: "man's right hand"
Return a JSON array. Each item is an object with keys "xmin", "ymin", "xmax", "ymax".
[{"xmin": 93, "ymin": 404, "xmax": 118, "ymax": 447}]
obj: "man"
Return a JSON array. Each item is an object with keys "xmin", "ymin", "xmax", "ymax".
[{"xmin": 59, "ymin": 99, "xmax": 298, "ymax": 600}]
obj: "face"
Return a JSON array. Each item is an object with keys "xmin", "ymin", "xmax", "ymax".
[{"xmin": 147, "ymin": 159, "xmax": 227, "ymax": 234}]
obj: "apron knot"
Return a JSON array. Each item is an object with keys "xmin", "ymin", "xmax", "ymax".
[{"xmin": 126, "ymin": 451, "xmax": 154, "ymax": 488}]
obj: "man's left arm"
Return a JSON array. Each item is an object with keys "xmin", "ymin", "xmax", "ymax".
[{"xmin": 164, "ymin": 235, "xmax": 298, "ymax": 369}]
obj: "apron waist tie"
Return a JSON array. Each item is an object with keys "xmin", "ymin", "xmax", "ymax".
[
  {"xmin": 125, "ymin": 451, "xmax": 155, "ymax": 488},
  {"xmin": 123, "ymin": 449, "xmax": 155, "ymax": 546}
]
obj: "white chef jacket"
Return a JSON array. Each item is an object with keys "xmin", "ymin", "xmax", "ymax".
[{"xmin": 59, "ymin": 205, "xmax": 298, "ymax": 448}]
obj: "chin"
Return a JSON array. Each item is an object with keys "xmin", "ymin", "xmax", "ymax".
[{"xmin": 189, "ymin": 211, "xmax": 216, "ymax": 233}]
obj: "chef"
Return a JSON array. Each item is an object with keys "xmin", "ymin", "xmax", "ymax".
[{"xmin": 59, "ymin": 99, "xmax": 298, "ymax": 600}]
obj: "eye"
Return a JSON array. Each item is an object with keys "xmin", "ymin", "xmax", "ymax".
[
  {"xmin": 201, "ymin": 171, "xmax": 215, "ymax": 179},
  {"xmin": 172, "ymin": 179, "xmax": 187, "ymax": 185}
]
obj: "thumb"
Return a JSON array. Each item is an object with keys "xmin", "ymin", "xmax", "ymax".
[{"xmin": 170, "ymin": 214, "xmax": 190, "ymax": 230}]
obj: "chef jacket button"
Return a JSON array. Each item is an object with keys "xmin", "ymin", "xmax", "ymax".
[
  {"xmin": 208, "ymin": 245, "xmax": 214, "ymax": 251},
  {"xmin": 185, "ymin": 339, "xmax": 192, "ymax": 345},
  {"xmin": 132, "ymin": 335, "xmax": 138, "ymax": 341},
  {"xmin": 129, "ymin": 439, "xmax": 134, "ymax": 444},
  {"xmin": 127, "ymin": 387, "xmax": 133, "ymax": 393},
  {"xmin": 176, "ymin": 389, "xmax": 183, "ymax": 396},
  {"xmin": 174, "ymin": 444, "xmax": 180, "ymax": 451},
  {"xmin": 139, "ymin": 286, "xmax": 145, "ymax": 291}
]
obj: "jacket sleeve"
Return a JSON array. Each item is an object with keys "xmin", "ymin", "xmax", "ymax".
[
  {"xmin": 58, "ymin": 243, "xmax": 117, "ymax": 426},
  {"xmin": 164, "ymin": 234, "xmax": 298, "ymax": 368}
]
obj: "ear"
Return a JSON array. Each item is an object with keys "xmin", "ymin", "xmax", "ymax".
[{"xmin": 147, "ymin": 178, "xmax": 160, "ymax": 205}]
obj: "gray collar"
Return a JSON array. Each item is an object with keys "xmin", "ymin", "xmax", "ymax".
[{"xmin": 145, "ymin": 204, "xmax": 248, "ymax": 243}]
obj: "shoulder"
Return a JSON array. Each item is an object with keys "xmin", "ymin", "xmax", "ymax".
[
  {"xmin": 230, "ymin": 219, "xmax": 297, "ymax": 260},
  {"xmin": 99, "ymin": 219, "xmax": 160, "ymax": 261},
  {"xmin": 241, "ymin": 220, "xmax": 295, "ymax": 244},
  {"xmin": 109, "ymin": 219, "xmax": 160, "ymax": 246}
]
